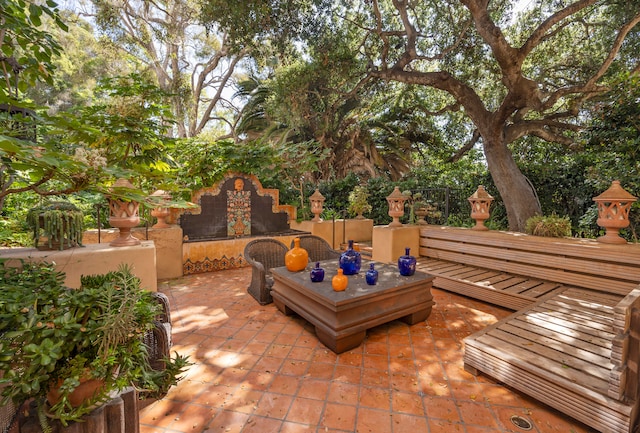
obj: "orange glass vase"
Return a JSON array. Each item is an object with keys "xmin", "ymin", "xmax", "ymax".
[
  {"xmin": 332, "ymin": 268, "xmax": 348, "ymax": 291},
  {"xmin": 285, "ymin": 237, "xmax": 309, "ymax": 271}
]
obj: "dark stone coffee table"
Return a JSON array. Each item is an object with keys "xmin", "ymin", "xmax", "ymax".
[{"xmin": 271, "ymin": 260, "xmax": 434, "ymax": 353}]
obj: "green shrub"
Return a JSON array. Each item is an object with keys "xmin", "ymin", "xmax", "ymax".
[{"xmin": 525, "ymin": 214, "xmax": 572, "ymax": 238}]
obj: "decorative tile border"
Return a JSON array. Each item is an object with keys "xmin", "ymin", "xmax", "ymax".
[{"xmin": 183, "ymin": 255, "xmax": 247, "ymax": 275}]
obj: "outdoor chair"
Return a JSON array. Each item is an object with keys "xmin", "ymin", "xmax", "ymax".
[
  {"xmin": 244, "ymin": 238, "xmax": 289, "ymax": 305},
  {"xmin": 0, "ymin": 388, "xmax": 17, "ymax": 433},
  {"xmin": 143, "ymin": 292, "xmax": 172, "ymax": 374},
  {"xmin": 290, "ymin": 234, "xmax": 341, "ymax": 263}
]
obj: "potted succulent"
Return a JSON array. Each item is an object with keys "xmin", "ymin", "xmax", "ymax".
[
  {"xmin": 347, "ymin": 186, "xmax": 372, "ymax": 219},
  {"xmin": 26, "ymin": 201, "xmax": 84, "ymax": 250},
  {"xmin": 402, "ymin": 191, "xmax": 424, "ymax": 224},
  {"xmin": 0, "ymin": 260, "xmax": 189, "ymax": 431}
]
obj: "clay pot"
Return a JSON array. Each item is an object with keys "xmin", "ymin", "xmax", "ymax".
[{"xmin": 46, "ymin": 375, "xmax": 106, "ymax": 408}]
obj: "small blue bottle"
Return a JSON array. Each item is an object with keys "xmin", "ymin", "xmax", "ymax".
[
  {"xmin": 310, "ymin": 262, "xmax": 325, "ymax": 282},
  {"xmin": 365, "ymin": 263, "xmax": 378, "ymax": 285}
]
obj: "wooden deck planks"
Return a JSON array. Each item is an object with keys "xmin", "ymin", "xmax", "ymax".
[
  {"xmin": 420, "ymin": 226, "xmax": 640, "ymax": 296},
  {"xmin": 419, "ymin": 226, "xmax": 640, "ymax": 433},
  {"xmin": 464, "ymin": 343, "xmax": 636, "ymax": 433},
  {"xmin": 474, "ymin": 331, "xmax": 611, "ymax": 391},
  {"xmin": 417, "ymin": 257, "xmax": 567, "ymax": 310},
  {"xmin": 519, "ymin": 281, "xmax": 565, "ymax": 298},
  {"xmin": 464, "ymin": 287, "xmax": 640, "ymax": 433},
  {"xmin": 501, "ymin": 279, "xmax": 544, "ymax": 294}
]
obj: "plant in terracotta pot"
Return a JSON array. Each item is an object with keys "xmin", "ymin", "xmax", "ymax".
[
  {"xmin": 26, "ymin": 201, "xmax": 84, "ymax": 250},
  {"xmin": 0, "ymin": 260, "xmax": 190, "ymax": 431},
  {"xmin": 402, "ymin": 191, "xmax": 425, "ymax": 224}
]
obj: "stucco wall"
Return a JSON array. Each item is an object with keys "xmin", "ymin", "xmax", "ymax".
[{"xmin": 0, "ymin": 241, "xmax": 158, "ymax": 291}]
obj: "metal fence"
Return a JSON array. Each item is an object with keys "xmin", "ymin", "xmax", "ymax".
[{"xmin": 414, "ymin": 187, "xmax": 468, "ymax": 225}]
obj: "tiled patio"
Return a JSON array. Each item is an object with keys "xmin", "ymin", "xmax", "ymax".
[{"xmin": 139, "ymin": 268, "xmax": 596, "ymax": 433}]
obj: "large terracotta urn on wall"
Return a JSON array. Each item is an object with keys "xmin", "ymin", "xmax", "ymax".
[
  {"xmin": 593, "ymin": 180, "xmax": 637, "ymax": 244},
  {"xmin": 108, "ymin": 178, "xmax": 141, "ymax": 247}
]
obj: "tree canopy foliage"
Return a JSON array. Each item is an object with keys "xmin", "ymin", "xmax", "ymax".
[
  {"xmin": 0, "ymin": 1, "xmax": 179, "ymax": 216},
  {"xmin": 89, "ymin": 0, "xmax": 250, "ymax": 138},
  {"xmin": 334, "ymin": 0, "xmax": 640, "ymax": 230},
  {"xmin": 196, "ymin": 0, "xmax": 640, "ymax": 231}
]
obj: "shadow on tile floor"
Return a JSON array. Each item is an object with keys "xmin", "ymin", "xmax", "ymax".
[{"xmin": 139, "ymin": 268, "xmax": 597, "ymax": 433}]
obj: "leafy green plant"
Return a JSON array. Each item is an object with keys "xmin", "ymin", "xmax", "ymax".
[
  {"xmin": 347, "ymin": 186, "xmax": 372, "ymax": 219},
  {"xmin": 0, "ymin": 261, "xmax": 189, "ymax": 430},
  {"xmin": 525, "ymin": 214, "xmax": 572, "ymax": 238},
  {"xmin": 26, "ymin": 201, "xmax": 84, "ymax": 250}
]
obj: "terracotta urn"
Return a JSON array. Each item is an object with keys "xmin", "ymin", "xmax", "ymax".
[
  {"xmin": 593, "ymin": 180, "xmax": 637, "ymax": 244},
  {"xmin": 468, "ymin": 185, "xmax": 494, "ymax": 231},
  {"xmin": 47, "ymin": 375, "xmax": 106, "ymax": 408},
  {"xmin": 414, "ymin": 207, "xmax": 428, "ymax": 225},
  {"xmin": 150, "ymin": 189, "xmax": 172, "ymax": 228},
  {"xmin": 309, "ymin": 189, "xmax": 325, "ymax": 222},
  {"xmin": 108, "ymin": 178, "xmax": 141, "ymax": 247},
  {"xmin": 386, "ymin": 187, "xmax": 407, "ymax": 227}
]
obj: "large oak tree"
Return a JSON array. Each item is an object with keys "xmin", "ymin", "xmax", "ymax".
[
  {"xmin": 89, "ymin": 0, "xmax": 250, "ymax": 138},
  {"xmin": 354, "ymin": 0, "xmax": 640, "ymax": 230}
]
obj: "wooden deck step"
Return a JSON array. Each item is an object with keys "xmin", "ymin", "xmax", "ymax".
[
  {"xmin": 417, "ymin": 257, "xmax": 565, "ymax": 310},
  {"xmin": 464, "ymin": 287, "xmax": 637, "ymax": 433}
]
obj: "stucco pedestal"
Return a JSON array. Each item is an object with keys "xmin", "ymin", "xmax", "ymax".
[
  {"xmin": 372, "ymin": 225, "xmax": 420, "ymax": 264},
  {"xmin": 291, "ymin": 219, "xmax": 374, "ymax": 250},
  {"xmin": 83, "ymin": 226, "xmax": 182, "ymax": 280}
]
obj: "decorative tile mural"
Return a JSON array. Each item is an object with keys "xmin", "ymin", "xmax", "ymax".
[
  {"xmin": 179, "ymin": 172, "xmax": 295, "ymax": 241},
  {"xmin": 227, "ymin": 178, "xmax": 251, "ymax": 237},
  {"xmin": 179, "ymin": 173, "xmax": 301, "ymax": 274}
]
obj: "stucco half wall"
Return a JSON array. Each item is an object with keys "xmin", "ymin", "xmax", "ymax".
[{"xmin": 0, "ymin": 241, "xmax": 158, "ymax": 291}]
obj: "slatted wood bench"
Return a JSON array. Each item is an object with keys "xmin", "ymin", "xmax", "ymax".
[
  {"xmin": 417, "ymin": 225, "xmax": 640, "ymax": 311},
  {"xmin": 416, "ymin": 225, "xmax": 640, "ymax": 433}
]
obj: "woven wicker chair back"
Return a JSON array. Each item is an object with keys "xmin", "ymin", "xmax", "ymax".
[{"xmin": 290, "ymin": 235, "xmax": 341, "ymax": 262}]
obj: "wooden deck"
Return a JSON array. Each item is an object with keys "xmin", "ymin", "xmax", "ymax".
[
  {"xmin": 418, "ymin": 225, "xmax": 640, "ymax": 310},
  {"xmin": 417, "ymin": 226, "xmax": 640, "ymax": 433},
  {"xmin": 417, "ymin": 258, "xmax": 566, "ymax": 310},
  {"xmin": 464, "ymin": 287, "xmax": 640, "ymax": 433}
]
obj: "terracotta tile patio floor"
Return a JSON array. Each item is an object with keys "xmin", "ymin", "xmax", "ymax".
[{"xmin": 139, "ymin": 268, "xmax": 597, "ymax": 433}]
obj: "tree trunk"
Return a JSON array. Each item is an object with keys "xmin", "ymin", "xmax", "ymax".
[{"xmin": 483, "ymin": 132, "xmax": 541, "ymax": 232}]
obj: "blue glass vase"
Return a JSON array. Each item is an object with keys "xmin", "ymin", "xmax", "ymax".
[
  {"xmin": 310, "ymin": 261, "xmax": 325, "ymax": 282},
  {"xmin": 398, "ymin": 247, "xmax": 416, "ymax": 276},
  {"xmin": 339, "ymin": 240, "xmax": 361, "ymax": 275},
  {"xmin": 365, "ymin": 263, "xmax": 378, "ymax": 285}
]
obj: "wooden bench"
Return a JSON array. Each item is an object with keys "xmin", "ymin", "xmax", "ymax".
[
  {"xmin": 416, "ymin": 225, "xmax": 640, "ymax": 433},
  {"xmin": 417, "ymin": 225, "xmax": 640, "ymax": 311}
]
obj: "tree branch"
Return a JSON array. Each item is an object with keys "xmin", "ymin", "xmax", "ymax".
[{"xmin": 448, "ymin": 129, "xmax": 480, "ymax": 162}]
